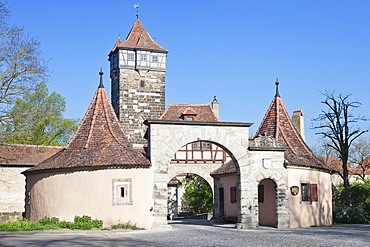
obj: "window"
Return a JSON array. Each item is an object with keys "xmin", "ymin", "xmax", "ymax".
[
  {"xmin": 152, "ymin": 56, "xmax": 158, "ymax": 62},
  {"xmin": 202, "ymin": 142, "xmax": 211, "ymax": 150},
  {"xmin": 140, "ymin": 80, "xmax": 145, "ymax": 87},
  {"xmin": 193, "ymin": 142, "xmax": 201, "ymax": 150},
  {"xmin": 112, "ymin": 178, "xmax": 132, "ymax": 206},
  {"xmin": 301, "ymin": 183, "xmax": 310, "ymax": 202},
  {"xmin": 140, "ymin": 54, "xmax": 147, "ymax": 61},
  {"xmin": 258, "ymin": 184, "xmax": 264, "ymax": 203},
  {"xmin": 230, "ymin": 186, "xmax": 237, "ymax": 203},
  {"xmin": 128, "ymin": 54, "xmax": 134, "ymax": 60},
  {"xmin": 301, "ymin": 182, "xmax": 318, "ymax": 202},
  {"xmin": 185, "ymin": 116, "xmax": 193, "ymax": 121}
]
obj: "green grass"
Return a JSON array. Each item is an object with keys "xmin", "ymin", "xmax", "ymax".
[
  {"xmin": 0, "ymin": 216, "xmax": 102, "ymax": 231},
  {"xmin": 0, "ymin": 216, "xmax": 143, "ymax": 231}
]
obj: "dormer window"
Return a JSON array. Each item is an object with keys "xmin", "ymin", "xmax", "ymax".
[{"xmin": 181, "ymin": 109, "xmax": 197, "ymax": 121}]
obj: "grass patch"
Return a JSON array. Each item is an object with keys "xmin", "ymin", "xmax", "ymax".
[
  {"xmin": 0, "ymin": 215, "xmax": 102, "ymax": 231},
  {"xmin": 110, "ymin": 222, "xmax": 144, "ymax": 230},
  {"xmin": 0, "ymin": 216, "xmax": 143, "ymax": 231}
]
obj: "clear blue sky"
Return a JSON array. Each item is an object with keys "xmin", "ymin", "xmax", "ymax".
[{"xmin": 7, "ymin": 0, "xmax": 370, "ymax": 147}]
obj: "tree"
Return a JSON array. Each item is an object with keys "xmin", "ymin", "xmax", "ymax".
[
  {"xmin": 313, "ymin": 92, "xmax": 368, "ymax": 206},
  {"xmin": 0, "ymin": 2, "xmax": 48, "ymax": 123},
  {"xmin": 0, "ymin": 82, "xmax": 79, "ymax": 146},
  {"xmin": 181, "ymin": 174, "xmax": 213, "ymax": 214},
  {"xmin": 349, "ymin": 137, "xmax": 370, "ymax": 180}
]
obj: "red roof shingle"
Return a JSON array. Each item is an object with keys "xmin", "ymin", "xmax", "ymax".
[
  {"xmin": 24, "ymin": 79, "xmax": 150, "ymax": 174},
  {"xmin": 211, "ymin": 160, "xmax": 237, "ymax": 176},
  {"xmin": 0, "ymin": 144, "xmax": 63, "ymax": 167},
  {"xmin": 112, "ymin": 19, "xmax": 167, "ymax": 52},
  {"xmin": 255, "ymin": 91, "xmax": 331, "ymax": 171},
  {"xmin": 160, "ymin": 104, "xmax": 218, "ymax": 122}
]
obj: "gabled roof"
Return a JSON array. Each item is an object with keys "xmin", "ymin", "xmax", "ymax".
[
  {"xmin": 24, "ymin": 73, "xmax": 150, "ymax": 174},
  {"xmin": 254, "ymin": 83, "xmax": 331, "ymax": 171},
  {"xmin": 112, "ymin": 19, "xmax": 167, "ymax": 53},
  {"xmin": 0, "ymin": 144, "xmax": 63, "ymax": 167},
  {"xmin": 160, "ymin": 104, "xmax": 219, "ymax": 122}
]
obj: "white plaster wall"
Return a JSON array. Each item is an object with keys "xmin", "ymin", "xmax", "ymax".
[
  {"xmin": 287, "ymin": 167, "xmax": 332, "ymax": 228},
  {"xmin": 26, "ymin": 168, "xmax": 154, "ymax": 229},
  {"xmin": 0, "ymin": 167, "xmax": 27, "ymax": 213}
]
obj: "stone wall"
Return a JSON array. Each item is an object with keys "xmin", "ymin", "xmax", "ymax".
[
  {"xmin": 0, "ymin": 212, "xmax": 22, "ymax": 224},
  {"xmin": 0, "ymin": 167, "xmax": 28, "ymax": 221},
  {"xmin": 111, "ymin": 68, "xmax": 165, "ymax": 148}
]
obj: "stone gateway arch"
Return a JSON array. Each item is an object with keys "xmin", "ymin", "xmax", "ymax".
[{"xmin": 145, "ymin": 119, "xmax": 290, "ymax": 229}]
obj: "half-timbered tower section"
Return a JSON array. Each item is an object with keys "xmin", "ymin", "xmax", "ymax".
[{"xmin": 109, "ymin": 19, "xmax": 168, "ymax": 148}]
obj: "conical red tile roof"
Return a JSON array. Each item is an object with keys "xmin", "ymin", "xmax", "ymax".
[
  {"xmin": 112, "ymin": 19, "xmax": 167, "ymax": 52},
  {"xmin": 255, "ymin": 87, "xmax": 330, "ymax": 171},
  {"xmin": 24, "ymin": 74, "xmax": 150, "ymax": 174}
]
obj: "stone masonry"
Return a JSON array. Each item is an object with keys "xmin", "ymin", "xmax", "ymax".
[{"xmin": 111, "ymin": 69, "xmax": 165, "ymax": 147}]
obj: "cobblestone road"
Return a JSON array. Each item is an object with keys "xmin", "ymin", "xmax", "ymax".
[{"xmin": 0, "ymin": 220, "xmax": 369, "ymax": 246}]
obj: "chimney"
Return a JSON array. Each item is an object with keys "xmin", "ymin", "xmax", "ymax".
[
  {"xmin": 292, "ymin": 110, "xmax": 305, "ymax": 141},
  {"xmin": 211, "ymin": 96, "xmax": 219, "ymax": 120}
]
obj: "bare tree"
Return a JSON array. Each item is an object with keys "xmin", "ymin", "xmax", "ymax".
[
  {"xmin": 349, "ymin": 137, "xmax": 370, "ymax": 180},
  {"xmin": 0, "ymin": 2, "xmax": 48, "ymax": 123},
  {"xmin": 313, "ymin": 92, "xmax": 368, "ymax": 206}
]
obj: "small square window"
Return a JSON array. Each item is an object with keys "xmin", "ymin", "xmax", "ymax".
[
  {"xmin": 128, "ymin": 54, "xmax": 134, "ymax": 60},
  {"xmin": 202, "ymin": 142, "xmax": 211, "ymax": 150},
  {"xmin": 152, "ymin": 56, "xmax": 158, "ymax": 62},
  {"xmin": 193, "ymin": 142, "xmax": 201, "ymax": 150},
  {"xmin": 112, "ymin": 178, "xmax": 132, "ymax": 206},
  {"xmin": 140, "ymin": 54, "xmax": 147, "ymax": 61},
  {"xmin": 185, "ymin": 116, "xmax": 193, "ymax": 121}
]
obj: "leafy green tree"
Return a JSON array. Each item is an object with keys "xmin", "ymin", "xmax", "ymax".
[
  {"xmin": 181, "ymin": 174, "xmax": 213, "ymax": 214},
  {"xmin": 313, "ymin": 92, "xmax": 368, "ymax": 206},
  {"xmin": 0, "ymin": 82, "xmax": 78, "ymax": 146},
  {"xmin": 0, "ymin": 2, "xmax": 48, "ymax": 123}
]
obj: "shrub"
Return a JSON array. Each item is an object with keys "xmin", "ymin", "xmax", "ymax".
[{"xmin": 333, "ymin": 204, "xmax": 370, "ymax": 224}]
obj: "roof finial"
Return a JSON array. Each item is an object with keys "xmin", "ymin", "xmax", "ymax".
[
  {"xmin": 213, "ymin": 96, "xmax": 218, "ymax": 102},
  {"xmin": 275, "ymin": 78, "xmax": 280, "ymax": 97},
  {"xmin": 134, "ymin": 4, "xmax": 140, "ymax": 19},
  {"xmin": 99, "ymin": 68, "xmax": 104, "ymax": 88}
]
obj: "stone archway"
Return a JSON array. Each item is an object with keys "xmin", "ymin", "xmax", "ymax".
[{"xmin": 145, "ymin": 120, "xmax": 251, "ymax": 229}]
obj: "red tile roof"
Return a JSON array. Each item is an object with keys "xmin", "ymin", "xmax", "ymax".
[
  {"xmin": 0, "ymin": 144, "xmax": 63, "ymax": 167},
  {"xmin": 24, "ymin": 79, "xmax": 150, "ymax": 174},
  {"xmin": 112, "ymin": 19, "xmax": 167, "ymax": 52},
  {"xmin": 255, "ymin": 93, "xmax": 331, "ymax": 171},
  {"xmin": 211, "ymin": 160, "xmax": 237, "ymax": 176},
  {"xmin": 160, "ymin": 104, "xmax": 219, "ymax": 122},
  {"xmin": 322, "ymin": 157, "xmax": 356, "ymax": 175}
]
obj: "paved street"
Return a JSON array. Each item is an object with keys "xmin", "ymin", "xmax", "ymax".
[{"xmin": 0, "ymin": 220, "xmax": 369, "ymax": 247}]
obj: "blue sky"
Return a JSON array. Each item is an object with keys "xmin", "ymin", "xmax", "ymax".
[{"xmin": 7, "ymin": 0, "xmax": 370, "ymax": 147}]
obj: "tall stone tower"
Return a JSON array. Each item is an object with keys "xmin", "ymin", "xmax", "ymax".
[{"xmin": 108, "ymin": 19, "xmax": 168, "ymax": 148}]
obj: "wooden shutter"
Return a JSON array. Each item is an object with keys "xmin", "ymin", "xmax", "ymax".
[
  {"xmin": 258, "ymin": 185, "xmax": 264, "ymax": 203},
  {"xmin": 310, "ymin": 184, "xmax": 318, "ymax": 202},
  {"xmin": 230, "ymin": 186, "xmax": 237, "ymax": 203}
]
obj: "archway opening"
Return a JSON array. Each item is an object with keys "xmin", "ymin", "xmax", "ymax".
[
  {"xmin": 258, "ymin": 178, "xmax": 277, "ymax": 227},
  {"xmin": 167, "ymin": 140, "xmax": 240, "ymax": 222},
  {"xmin": 168, "ymin": 173, "xmax": 213, "ymax": 219}
]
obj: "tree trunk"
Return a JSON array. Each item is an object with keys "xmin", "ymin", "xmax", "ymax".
[{"xmin": 342, "ymin": 159, "xmax": 351, "ymax": 206}]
